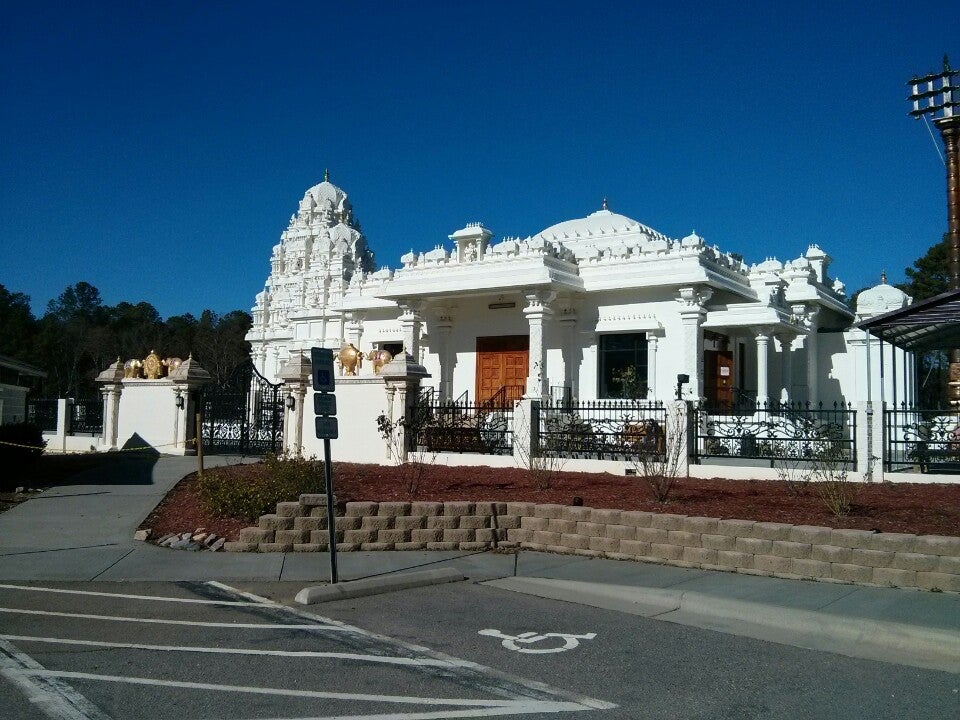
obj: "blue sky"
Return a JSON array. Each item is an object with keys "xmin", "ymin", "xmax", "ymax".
[{"xmin": 1, "ymin": 1, "xmax": 957, "ymax": 318}]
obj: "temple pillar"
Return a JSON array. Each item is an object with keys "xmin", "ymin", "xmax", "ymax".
[
  {"xmin": 523, "ymin": 290, "xmax": 555, "ymax": 399},
  {"xmin": 433, "ymin": 305, "xmax": 455, "ymax": 400},
  {"xmin": 399, "ymin": 300, "xmax": 424, "ymax": 362},
  {"xmin": 646, "ymin": 332, "xmax": 659, "ymax": 400},
  {"xmin": 754, "ymin": 327, "xmax": 772, "ymax": 406},
  {"xmin": 677, "ymin": 287, "xmax": 712, "ymax": 400},
  {"xmin": 558, "ymin": 303, "xmax": 578, "ymax": 402},
  {"xmin": 805, "ymin": 309, "xmax": 820, "ymax": 405},
  {"xmin": 779, "ymin": 334, "xmax": 794, "ymax": 402},
  {"xmin": 95, "ymin": 359, "xmax": 124, "ymax": 450}
]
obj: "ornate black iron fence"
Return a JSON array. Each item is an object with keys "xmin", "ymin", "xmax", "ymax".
[
  {"xmin": 538, "ymin": 399, "xmax": 667, "ymax": 460},
  {"xmin": 692, "ymin": 401, "xmax": 856, "ymax": 465},
  {"xmin": 69, "ymin": 398, "xmax": 103, "ymax": 435},
  {"xmin": 201, "ymin": 362, "xmax": 284, "ymax": 455},
  {"xmin": 884, "ymin": 404, "xmax": 960, "ymax": 473},
  {"xmin": 26, "ymin": 399, "xmax": 58, "ymax": 432},
  {"xmin": 409, "ymin": 389, "xmax": 514, "ymax": 455}
]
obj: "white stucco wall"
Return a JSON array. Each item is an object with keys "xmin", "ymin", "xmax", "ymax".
[
  {"xmin": 116, "ymin": 380, "xmax": 189, "ymax": 453},
  {"xmin": 300, "ymin": 378, "xmax": 388, "ymax": 463}
]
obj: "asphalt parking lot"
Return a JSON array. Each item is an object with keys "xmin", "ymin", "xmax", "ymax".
[{"xmin": 0, "ymin": 581, "xmax": 615, "ymax": 720}]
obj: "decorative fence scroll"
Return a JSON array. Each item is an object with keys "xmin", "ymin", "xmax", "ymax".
[
  {"xmin": 409, "ymin": 388, "xmax": 515, "ymax": 455},
  {"xmin": 884, "ymin": 403, "xmax": 960, "ymax": 474},
  {"xmin": 69, "ymin": 398, "xmax": 103, "ymax": 435},
  {"xmin": 692, "ymin": 401, "xmax": 857, "ymax": 465},
  {"xmin": 538, "ymin": 399, "xmax": 667, "ymax": 460},
  {"xmin": 26, "ymin": 398, "xmax": 58, "ymax": 432}
]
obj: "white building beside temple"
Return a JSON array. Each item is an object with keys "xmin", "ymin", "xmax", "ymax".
[{"xmin": 246, "ymin": 175, "xmax": 914, "ymax": 409}]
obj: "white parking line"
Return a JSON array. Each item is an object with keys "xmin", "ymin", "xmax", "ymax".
[
  {"xmin": 0, "ymin": 607, "xmax": 350, "ymax": 631},
  {"xmin": 0, "ymin": 639, "xmax": 113, "ymax": 720},
  {"xmin": 0, "ymin": 583, "xmax": 265, "ymax": 606},
  {"xmin": 1, "ymin": 635, "xmax": 468, "ymax": 668},
  {"xmin": 18, "ymin": 670, "xmax": 535, "ymax": 707}
]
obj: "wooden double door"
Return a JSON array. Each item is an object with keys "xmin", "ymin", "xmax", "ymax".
[{"xmin": 475, "ymin": 335, "xmax": 528, "ymax": 405}]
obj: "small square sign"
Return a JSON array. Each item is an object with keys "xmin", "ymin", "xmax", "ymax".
[
  {"xmin": 314, "ymin": 392, "xmax": 337, "ymax": 416},
  {"xmin": 315, "ymin": 416, "xmax": 339, "ymax": 439},
  {"xmin": 310, "ymin": 347, "xmax": 335, "ymax": 392}
]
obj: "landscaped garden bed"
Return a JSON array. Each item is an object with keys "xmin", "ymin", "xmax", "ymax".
[{"xmin": 141, "ymin": 460, "xmax": 960, "ymax": 541}]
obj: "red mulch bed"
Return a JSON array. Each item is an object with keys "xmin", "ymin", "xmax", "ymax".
[{"xmin": 141, "ymin": 461, "xmax": 960, "ymax": 542}]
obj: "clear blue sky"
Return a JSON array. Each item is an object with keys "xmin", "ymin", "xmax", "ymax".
[{"xmin": 1, "ymin": 1, "xmax": 957, "ymax": 319}]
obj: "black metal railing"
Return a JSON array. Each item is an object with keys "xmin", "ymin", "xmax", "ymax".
[
  {"xmin": 692, "ymin": 401, "xmax": 856, "ymax": 465},
  {"xmin": 69, "ymin": 398, "xmax": 104, "ymax": 435},
  {"xmin": 410, "ymin": 393, "xmax": 515, "ymax": 455},
  {"xmin": 538, "ymin": 399, "xmax": 667, "ymax": 460},
  {"xmin": 26, "ymin": 398, "xmax": 59, "ymax": 432},
  {"xmin": 884, "ymin": 403, "xmax": 960, "ymax": 474}
]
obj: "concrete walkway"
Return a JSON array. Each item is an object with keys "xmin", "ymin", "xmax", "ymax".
[{"xmin": 0, "ymin": 455, "xmax": 957, "ymax": 672}]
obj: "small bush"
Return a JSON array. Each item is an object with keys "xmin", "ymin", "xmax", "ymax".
[
  {"xmin": 0, "ymin": 423, "xmax": 46, "ymax": 491},
  {"xmin": 197, "ymin": 453, "xmax": 323, "ymax": 520}
]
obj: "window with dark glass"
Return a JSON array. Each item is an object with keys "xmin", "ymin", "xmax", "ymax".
[{"xmin": 598, "ymin": 333, "xmax": 648, "ymax": 398}]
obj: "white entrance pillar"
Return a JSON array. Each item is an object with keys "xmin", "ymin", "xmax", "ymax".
[
  {"xmin": 646, "ymin": 332, "xmax": 659, "ymax": 400},
  {"xmin": 677, "ymin": 287, "xmax": 712, "ymax": 400},
  {"xmin": 345, "ymin": 311, "xmax": 365, "ymax": 353},
  {"xmin": 558, "ymin": 304, "xmax": 578, "ymax": 402},
  {"xmin": 523, "ymin": 290, "xmax": 555, "ymax": 399},
  {"xmin": 434, "ymin": 306, "xmax": 455, "ymax": 400},
  {"xmin": 805, "ymin": 310, "xmax": 820, "ymax": 405},
  {"xmin": 95, "ymin": 359, "xmax": 125, "ymax": 450},
  {"xmin": 779, "ymin": 334, "xmax": 794, "ymax": 402},
  {"xmin": 399, "ymin": 300, "xmax": 424, "ymax": 361},
  {"xmin": 755, "ymin": 327, "xmax": 772, "ymax": 406}
]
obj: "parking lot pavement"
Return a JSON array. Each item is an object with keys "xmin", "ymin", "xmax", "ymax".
[{"xmin": 0, "ymin": 581, "xmax": 616, "ymax": 720}]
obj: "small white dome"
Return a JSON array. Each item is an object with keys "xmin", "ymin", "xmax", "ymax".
[{"xmin": 856, "ymin": 282, "xmax": 911, "ymax": 318}]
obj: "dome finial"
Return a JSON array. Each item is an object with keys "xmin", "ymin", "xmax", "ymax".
[
  {"xmin": 881, "ymin": 270, "xmax": 887, "ymax": 284},
  {"xmin": 601, "ymin": 197, "xmax": 608, "ymax": 210},
  {"xmin": 324, "ymin": 168, "xmax": 330, "ymax": 182}
]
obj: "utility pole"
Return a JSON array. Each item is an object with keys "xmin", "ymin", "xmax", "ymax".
[{"xmin": 909, "ymin": 56, "xmax": 960, "ymax": 406}]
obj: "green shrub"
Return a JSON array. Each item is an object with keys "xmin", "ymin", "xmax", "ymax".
[
  {"xmin": 197, "ymin": 454, "xmax": 323, "ymax": 520},
  {"xmin": 0, "ymin": 423, "xmax": 46, "ymax": 492}
]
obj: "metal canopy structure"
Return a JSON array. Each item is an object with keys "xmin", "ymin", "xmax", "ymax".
[{"xmin": 856, "ymin": 288, "xmax": 960, "ymax": 351}]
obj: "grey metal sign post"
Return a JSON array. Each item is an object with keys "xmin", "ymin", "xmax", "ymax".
[{"xmin": 311, "ymin": 347, "xmax": 339, "ymax": 584}]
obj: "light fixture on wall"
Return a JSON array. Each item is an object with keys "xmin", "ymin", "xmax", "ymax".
[
  {"xmin": 285, "ymin": 394, "xmax": 296, "ymax": 410},
  {"xmin": 676, "ymin": 374, "xmax": 690, "ymax": 401},
  {"xmin": 175, "ymin": 392, "xmax": 185, "ymax": 409}
]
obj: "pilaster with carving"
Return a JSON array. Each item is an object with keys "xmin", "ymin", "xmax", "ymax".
[
  {"xmin": 523, "ymin": 290, "xmax": 555, "ymax": 399},
  {"xmin": 676, "ymin": 287, "xmax": 712, "ymax": 400}
]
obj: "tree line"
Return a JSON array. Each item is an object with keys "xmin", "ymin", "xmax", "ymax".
[{"xmin": 0, "ymin": 281, "xmax": 252, "ymax": 398}]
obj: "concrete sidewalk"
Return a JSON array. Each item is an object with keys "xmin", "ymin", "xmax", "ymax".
[{"xmin": 0, "ymin": 455, "xmax": 957, "ymax": 672}]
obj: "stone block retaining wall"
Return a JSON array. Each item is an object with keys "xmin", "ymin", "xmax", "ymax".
[{"xmin": 225, "ymin": 497, "xmax": 960, "ymax": 592}]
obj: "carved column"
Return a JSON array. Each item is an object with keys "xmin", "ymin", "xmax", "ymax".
[
  {"xmin": 96, "ymin": 359, "xmax": 125, "ymax": 450},
  {"xmin": 754, "ymin": 327, "xmax": 772, "ymax": 406},
  {"xmin": 677, "ymin": 287, "xmax": 712, "ymax": 400},
  {"xmin": 523, "ymin": 290, "xmax": 555, "ymax": 399},
  {"xmin": 558, "ymin": 303, "xmax": 578, "ymax": 402},
  {"xmin": 399, "ymin": 300, "xmax": 424, "ymax": 360},
  {"xmin": 779, "ymin": 334, "xmax": 794, "ymax": 403},
  {"xmin": 345, "ymin": 311, "xmax": 365, "ymax": 350},
  {"xmin": 433, "ymin": 306, "xmax": 455, "ymax": 400},
  {"xmin": 646, "ymin": 332, "xmax": 659, "ymax": 400},
  {"xmin": 803, "ymin": 308, "xmax": 820, "ymax": 405}
]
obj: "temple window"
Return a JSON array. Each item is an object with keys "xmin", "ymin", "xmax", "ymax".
[{"xmin": 598, "ymin": 333, "xmax": 648, "ymax": 399}]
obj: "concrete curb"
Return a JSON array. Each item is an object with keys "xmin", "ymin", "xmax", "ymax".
[
  {"xmin": 485, "ymin": 577, "xmax": 960, "ymax": 674},
  {"xmin": 295, "ymin": 567, "xmax": 465, "ymax": 604}
]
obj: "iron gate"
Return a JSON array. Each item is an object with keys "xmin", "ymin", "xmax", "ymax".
[{"xmin": 201, "ymin": 361, "xmax": 284, "ymax": 455}]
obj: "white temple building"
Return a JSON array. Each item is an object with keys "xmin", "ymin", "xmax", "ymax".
[{"xmin": 246, "ymin": 175, "xmax": 914, "ymax": 409}]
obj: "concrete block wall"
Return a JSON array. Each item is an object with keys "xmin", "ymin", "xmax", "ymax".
[{"xmin": 225, "ymin": 498, "xmax": 960, "ymax": 593}]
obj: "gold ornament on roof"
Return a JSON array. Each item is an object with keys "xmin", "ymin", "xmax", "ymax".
[
  {"xmin": 123, "ymin": 359, "xmax": 143, "ymax": 379},
  {"xmin": 337, "ymin": 343, "xmax": 362, "ymax": 376},
  {"xmin": 143, "ymin": 350, "xmax": 163, "ymax": 380},
  {"xmin": 366, "ymin": 349, "xmax": 393, "ymax": 375}
]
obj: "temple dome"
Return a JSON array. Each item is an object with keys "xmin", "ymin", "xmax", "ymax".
[
  {"xmin": 532, "ymin": 204, "xmax": 668, "ymax": 242},
  {"xmin": 306, "ymin": 180, "xmax": 347, "ymax": 209},
  {"xmin": 856, "ymin": 281, "xmax": 911, "ymax": 319}
]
